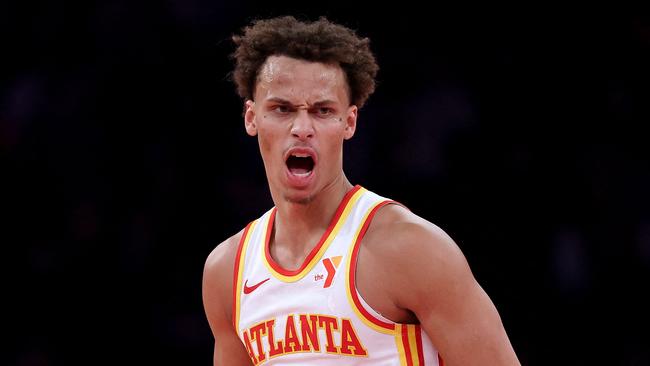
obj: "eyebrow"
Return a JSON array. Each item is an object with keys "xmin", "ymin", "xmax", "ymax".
[{"xmin": 265, "ymin": 97, "xmax": 338, "ymax": 107}]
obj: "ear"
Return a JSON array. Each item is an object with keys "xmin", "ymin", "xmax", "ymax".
[
  {"xmin": 244, "ymin": 100, "xmax": 257, "ymax": 136},
  {"xmin": 343, "ymin": 105, "xmax": 358, "ymax": 140}
]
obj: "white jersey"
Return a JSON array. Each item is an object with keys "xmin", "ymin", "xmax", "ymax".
[{"xmin": 233, "ymin": 185, "xmax": 442, "ymax": 365}]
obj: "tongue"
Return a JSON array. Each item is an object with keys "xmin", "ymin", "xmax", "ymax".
[
  {"xmin": 290, "ymin": 167, "xmax": 310, "ymax": 174},
  {"xmin": 287, "ymin": 156, "xmax": 313, "ymax": 175}
]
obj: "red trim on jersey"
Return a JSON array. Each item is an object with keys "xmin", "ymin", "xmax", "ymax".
[
  {"xmin": 232, "ymin": 222, "xmax": 253, "ymax": 328},
  {"xmin": 402, "ymin": 325, "xmax": 414, "ymax": 366},
  {"xmin": 438, "ymin": 353, "xmax": 444, "ymax": 366},
  {"xmin": 348, "ymin": 200, "xmax": 397, "ymax": 331},
  {"xmin": 415, "ymin": 324, "xmax": 425, "ymax": 365},
  {"xmin": 264, "ymin": 185, "xmax": 361, "ymax": 276}
]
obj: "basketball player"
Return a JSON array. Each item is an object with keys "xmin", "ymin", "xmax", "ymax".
[{"xmin": 202, "ymin": 16, "xmax": 521, "ymax": 365}]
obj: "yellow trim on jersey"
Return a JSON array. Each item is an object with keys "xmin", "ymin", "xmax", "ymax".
[
  {"xmin": 395, "ymin": 324, "xmax": 409, "ymax": 366},
  {"xmin": 344, "ymin": 200, "xmax": 396, "ymax": 335},
  {"xmin": 263, "ymin": 187, "xmax": 366, "ymax": 282},
  {"xmin": 394, "ymin": 324, "xmax": 424, "ymax": 366},
  {"xmin": 234, "ymin": 219, "xmax": 258, "ymax": 331},
  {"xmin": 407, "ymin": 324, "xmax": 421, "ymax": 366}
]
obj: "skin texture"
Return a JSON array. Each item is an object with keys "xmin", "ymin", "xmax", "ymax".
[{"xmin": 202, "ymin": 55, "xmax": 521, "ymax": 365}]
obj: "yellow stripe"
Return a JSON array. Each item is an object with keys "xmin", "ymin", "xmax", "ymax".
[
  {"xmin": 234, "ymin": 219, "xmax": 258, "ymax": 331},
  {"xmin": 264, "ymin": 187, "xmax": 366, "ymax": 282},
  {"xmin": 395, "ymin": 324, "xmax": 409, "ymax": 366},
  {"xmin": 407, "ymin": 325, "xmax": 420, "ymax": 366},
  {"xmin": 345, "ymin": 200, "xmax": 396, "ymax": 335}
]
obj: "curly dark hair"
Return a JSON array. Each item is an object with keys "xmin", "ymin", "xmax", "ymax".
[{"xmin": 231, "ymin": 16, "xmax": 379, "ymax": 108}]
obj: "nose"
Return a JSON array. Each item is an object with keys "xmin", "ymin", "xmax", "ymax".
[{"xmin": 290, "ymin": 110, "xmax": 314, "ymax": 140}]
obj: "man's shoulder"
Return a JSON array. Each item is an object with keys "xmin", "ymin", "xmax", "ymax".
[
  {"xmin": 202, "ymin": 226, "xmax": 249, "ymax": 331},
  {"xmin": 203, "ymin": 227, "xmax": 247, "ymax": 279},
  {"xmin": 363, "ymin": 203, "xmax": 464, "ymax": 264},
  {"xmin": 367, "ymin": 203, "xmax": 446, "ymax": 244},
  {"xmin": 362, "ymin": 202, "xmax": 473, "ymax": 308}
]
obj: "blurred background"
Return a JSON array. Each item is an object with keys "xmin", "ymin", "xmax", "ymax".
[{"xmin": 2, "ymin": 2, "xmax": 649, "ymax": 365}]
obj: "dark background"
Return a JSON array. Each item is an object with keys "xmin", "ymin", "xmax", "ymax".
[{"xmin": 2, "ymin": 2, "xmax": 649, "ymax": 365}]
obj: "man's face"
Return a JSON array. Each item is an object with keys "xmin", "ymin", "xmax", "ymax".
[{"xmin": 244, "ymin": 55, "xmax": 357, "ymax": 204}]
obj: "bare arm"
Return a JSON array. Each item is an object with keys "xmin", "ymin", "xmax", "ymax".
[
  {"xmin": 202, "ymin": 231, "xmax": 254, "ymax": 366},
  {"xmin": 366, "ymin": 207, "xmax": 520, "ymax": 366}
]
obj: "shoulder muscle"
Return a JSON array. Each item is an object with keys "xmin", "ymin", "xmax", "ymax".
[
  {"xmin": 202, "ymin": 228, "xmax": 245, "ymax": 334},
  {"xmin": 363, "ymin": 204, "xmax": 473, "ymax": 313}
]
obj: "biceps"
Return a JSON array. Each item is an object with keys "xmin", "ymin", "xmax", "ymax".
[
  {"xmin": 419, "ymin": 281, "xmax": 516, "ymax": 365},
  {"xmin": 426, "ymin": 280, "xmax": 501, "ymax": 330}
]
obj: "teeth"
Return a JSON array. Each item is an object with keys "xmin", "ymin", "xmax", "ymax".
[{"xmin": 291, "ymin": 153, "xmax": 310, "ymax": 158}]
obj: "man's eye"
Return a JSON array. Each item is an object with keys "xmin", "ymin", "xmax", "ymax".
[
  {"xmin": 274, "ymin": 105, "xmax": 292, "ymax": 114},
  {"xmin": 316, "ymin": 108, "xmax": 333, "ymax": 116}
]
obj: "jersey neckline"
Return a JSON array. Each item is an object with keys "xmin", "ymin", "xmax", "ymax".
[{"xmin": 263, "ymin": 184, "xmax": 364, "ymax": 282}]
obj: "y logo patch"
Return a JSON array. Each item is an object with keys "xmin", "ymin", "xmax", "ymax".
[{"xmin": 322, "ymin": 256, "xmax": 342, "ymax": 288}]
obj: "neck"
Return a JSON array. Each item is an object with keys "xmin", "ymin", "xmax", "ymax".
[{"xmin": 271, "ymin": 175, "xmax": 354, "ymax": 254}]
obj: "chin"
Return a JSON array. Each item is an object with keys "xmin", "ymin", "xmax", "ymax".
[{"xmin": 282, "ymin": 187, "xmax": 315, "ymax": 205}]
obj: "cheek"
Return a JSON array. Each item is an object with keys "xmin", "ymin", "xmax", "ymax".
[
  {"xmin": 323, "ymin": 131, "xmax": 345, "ymax": 157},
  {"xmin": 258, "ymin": 129, "xmax": 280, "ymax": 162},
  {"xmin": 258, "ymin": 138, "xmax": 273, "ymax": 163}
]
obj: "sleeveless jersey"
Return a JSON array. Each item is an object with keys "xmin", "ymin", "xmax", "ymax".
[{"xmin": 232, "ymin": 185, "xmax": 442, "ymax": 365}]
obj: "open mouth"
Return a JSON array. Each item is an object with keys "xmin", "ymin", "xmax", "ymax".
[{"xmin": 286, "ymin": 154, "xmax": 315, "ymax": 175}]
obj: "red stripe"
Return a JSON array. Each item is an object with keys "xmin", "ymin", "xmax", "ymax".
[
  {"xmin": 415, "ymin": 325, "xmax": 425, "ymax": 365},
  {"xmin": 264, "ymin": 185, "xmax": 361, "ymax": 276},
  {"xmin": 232, "ymin": 222, "xmax": 253, "ymax": 328},
  {"xmin": 402, "ymin": 325, "xmax": 414, "ymax": 366},
  {"xmin": 348, "ymin": 200, "xmax": 397, "ymax": 331},
  {"xmin": 438, "ymin": 353, "xmax": 444, "ymax": 366},
  {"xmin": 323, "ymin": 258, "xmax": 336, "ymax": 288}
]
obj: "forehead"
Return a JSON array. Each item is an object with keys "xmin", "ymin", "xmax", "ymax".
[{"xmin": 255, "ymin": 55, "xmax": 349, "ymax": 105}]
